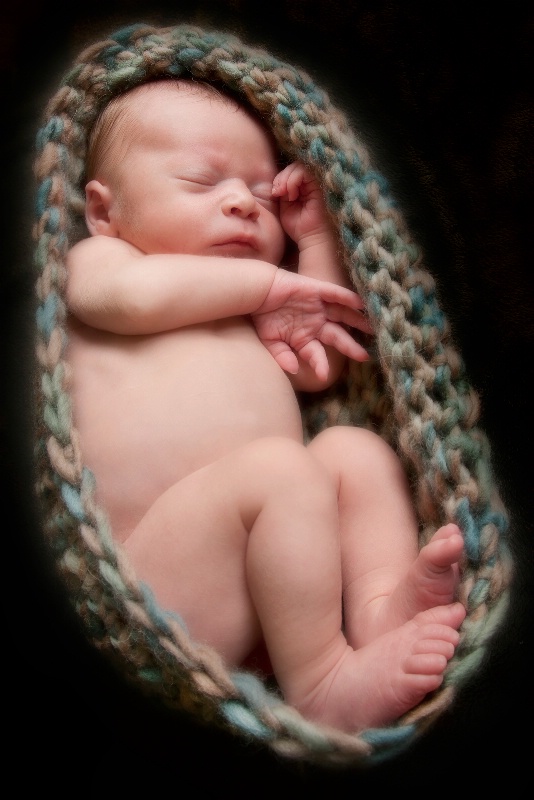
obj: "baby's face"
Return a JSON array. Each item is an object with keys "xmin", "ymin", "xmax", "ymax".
[{"xmin": 103, "ymin": 84, "xmax": 287, "ymax": 265}]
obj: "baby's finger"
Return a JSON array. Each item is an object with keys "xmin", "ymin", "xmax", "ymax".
[
  {"xmin": 264, "ymin": 340, "xmax": 300, "ymax": 375},
  {"xmin": 298, "ymin": 339, "xmax": 329, "ymax": 382},
  {"xmin": 272, "ymin": 164, "xmax": 294, "ymax": 197},
  {"xmin": 284, "ymin": 164, "xmax": 308, "ymax": 201},
  {"xmin": 319, "ymin": 321, "xmax": 369, "ymax": 362},
  {"xmin": 318, "ymin": 281, "xmax": 367, "ymax": 312},
  {"xmin": 326, "ymin": 303, "xmax": 374, "ymax": 334},
  {"xmin": 272, "ymin": 162, "xmax": 304, "ymax": 201}
]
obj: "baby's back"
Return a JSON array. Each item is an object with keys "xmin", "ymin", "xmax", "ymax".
[{"xmin": 67, "ymin": 315, "xmax": 304, "ymax": 542}]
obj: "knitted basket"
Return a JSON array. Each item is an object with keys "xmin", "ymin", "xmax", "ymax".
[{"xmin": 33, "ymin": 23, "xmax": 512, "ymax": 765}]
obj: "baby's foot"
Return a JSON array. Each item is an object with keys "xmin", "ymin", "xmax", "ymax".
[
  {"xmin": 351, "ymin": 523, "xmax": 464, "ymax": 646},
  {"xmin": 294, "ymin": 603, "xmax": 465, "ymax": 733}
]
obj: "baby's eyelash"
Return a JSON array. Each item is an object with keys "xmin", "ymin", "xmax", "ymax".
[{"xmin": 176, "ymin": 174, "xmax": 214, "ymax": 186}]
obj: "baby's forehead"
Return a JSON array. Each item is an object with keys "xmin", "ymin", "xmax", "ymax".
[
  {"xmin": 124, "ymin": 80, "xmax": 241, "ymax": 115},
  {"xmin": 89, "ymin": 79, "xmax": 281, "ymax": 180},
  {"xmin": 119, "ymin": 82, "xmax": 259, "ymax": 149},
  {"xmin": 94, "ymin": 82, "xmax": 241, "ymax": 148},
  {"xmin": 130, "ymin": 82, "xmax": 277, "ymax": 151}
]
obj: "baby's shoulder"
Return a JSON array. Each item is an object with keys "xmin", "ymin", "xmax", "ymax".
[{"xmin": 66, "ymin": 235, "xmax": 140, "ymax": 269}]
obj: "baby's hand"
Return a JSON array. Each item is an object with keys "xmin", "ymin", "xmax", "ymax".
[
  {"xmin": 272, "ymin": 163, "xmax": 331, "ymax": 250},
  {"xmin": 251, "ymin": 269, "xmax": 371, "ymax": 381}
]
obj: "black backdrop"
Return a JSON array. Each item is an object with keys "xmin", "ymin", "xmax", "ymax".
[{"xmin": 4, "ymin": 1, "xmax": 532, "ymax": 790}]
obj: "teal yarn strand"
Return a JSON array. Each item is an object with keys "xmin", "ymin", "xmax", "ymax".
[{"xmin": 32, "ymin": 23, "xmax": 513, "ymax": 766}]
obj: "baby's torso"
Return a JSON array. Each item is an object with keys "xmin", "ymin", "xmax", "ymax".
[{"xmin": 67, "ymin": 316, "xmax": 304, "ymax": 541}]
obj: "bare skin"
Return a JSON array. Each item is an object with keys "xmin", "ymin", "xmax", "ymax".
[{"xmin": 66, "ymin": 81, "xmax": 465, "ymax": 733}]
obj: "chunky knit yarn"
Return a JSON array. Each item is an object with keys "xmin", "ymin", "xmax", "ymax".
[{"xmin": 33, "ymin": 23, "xmax": 512, "ymax": 765}]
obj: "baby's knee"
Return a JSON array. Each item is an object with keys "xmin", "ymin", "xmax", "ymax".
[
  {"xmin": 310, "ymin": 425, "xmax": 405, "ymax": 482},
  {"xmin": 310, "ymin": 424, "xmax": 388, "ymax": 456},
  {"xmin": 246, "ymin": 436, "xmax": 337, "ymax": 504}
]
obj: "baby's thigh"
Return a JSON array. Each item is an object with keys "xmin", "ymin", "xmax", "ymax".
[
  {"xmin": 122, "ymin": 436, "xmax": 334, "ymax": 665},
  {"xmin": 122, "ymin": 456, "xmax": 259, "ymax": 664}
]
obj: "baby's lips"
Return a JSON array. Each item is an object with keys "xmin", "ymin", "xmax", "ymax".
[{"xmin": 215, "ymin": 231, "xmax": 260, "ymax": 249}]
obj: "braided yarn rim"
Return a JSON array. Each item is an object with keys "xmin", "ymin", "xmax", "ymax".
[{"xmin": 33, "ymin": 23, "xmax": 512, "ymax": 766}]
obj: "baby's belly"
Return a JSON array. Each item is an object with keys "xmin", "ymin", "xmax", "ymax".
[{"xmin": 67, "ymin": 318, "xmax": 304, "ymax": 540}]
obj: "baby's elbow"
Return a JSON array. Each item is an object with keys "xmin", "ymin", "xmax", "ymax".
[
  {"xmin": 111, "ymin": 287, "xmax": 152, "ymax": 332},
  {"xmin": 65, "ymin": 276, "xmax": 98, "ymax": 326},
  {"xmin": 66, "ymin": 274, "xmax": 140, "ymax": 333},
  {"xmin": 107, "ymin": 275, "xmax": 179, "ymax": 334}
]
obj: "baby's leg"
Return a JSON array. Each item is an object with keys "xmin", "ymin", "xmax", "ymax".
[
  {"xmin": 124, "ymin": 435, "xmax": 463, "ymax": 732},
  {"xmin": 308, "ymin": 427, "xmax": 464, "ymax": 648},
  {"xmin": 300, "ymin": 603, "xmax": 465, "ymax": 732},
  {"xmin": 123, "ymin": 436, "xmax": 345, "ymax": 672}
]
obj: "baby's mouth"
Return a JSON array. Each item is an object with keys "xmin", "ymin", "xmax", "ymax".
[{"xmin": 213, "ymin": 237, "xmax": 258, "ymax": 254}]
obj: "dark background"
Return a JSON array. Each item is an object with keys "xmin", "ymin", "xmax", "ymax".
[{"xmin": 4, "ymin": 0, "xmax": 532, "ymax": 791}]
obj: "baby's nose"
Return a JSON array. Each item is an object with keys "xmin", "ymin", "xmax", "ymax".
[{"xmin": 221, "ymin": 181, "xmax": 260, "ymax": 220}]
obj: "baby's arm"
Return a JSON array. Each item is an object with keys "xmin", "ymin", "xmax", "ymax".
[
  {"xmin": 273, "ymin": 162, "xmax": 350, "ymax": 288},
  {"xmin": 273, "ymin": 163, "xmax": 371, "ymax": 389},
  {"xmin": 67, "ymin": 233, "xmax": 366, "ymax": 381},
  {"xmin": 66, "ymin": 235, "xmax": 280, "ymax": 334}
]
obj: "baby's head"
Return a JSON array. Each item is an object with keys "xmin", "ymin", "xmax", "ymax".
[
  {"xmin": 86, "ymin": 80, "xmax": 250, "ymax": 182},
  {"xmin": 84, "ymin": 80, "xmax": 287, "ymax": 265}
]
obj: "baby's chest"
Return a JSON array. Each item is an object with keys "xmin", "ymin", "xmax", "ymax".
[{"xmin": 71, "ymin": 325, "xmax": 303, "ymax": 445}]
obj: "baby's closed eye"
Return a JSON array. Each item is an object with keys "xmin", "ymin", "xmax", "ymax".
[{"xmin": 176, "ymin": 174, "xmax": 214, "ymax": 187}]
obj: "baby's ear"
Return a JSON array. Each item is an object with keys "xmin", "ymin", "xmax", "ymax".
[{"xmin": 85, "ymin": 180, "xmax": 118, "ymax": 236}]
